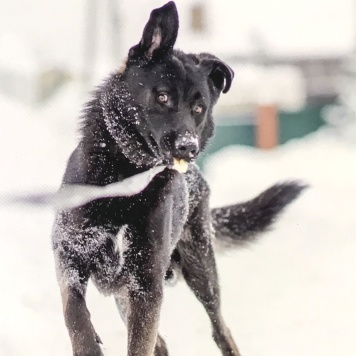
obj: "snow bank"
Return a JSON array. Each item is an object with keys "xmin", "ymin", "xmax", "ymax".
[
  {"xmin": 0, "ymin": 96, "xmax": 58, "ymax": 194},
  {"xmin": 0, "ymin": 83, "xmax": 83, "ymax": 195}
]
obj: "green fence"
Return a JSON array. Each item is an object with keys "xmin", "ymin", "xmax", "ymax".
[
  {"xmin": 279, "ymin": 104, "xmax": 325, "ymax": 144},
  {"xmin": 197, "ymin": 104, "xmax": 325, "ymax": 168}
]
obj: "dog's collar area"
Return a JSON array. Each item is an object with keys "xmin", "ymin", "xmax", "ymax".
[{"xmin": 54, "ymin": 162, "xmax": 189, "ymax": 210}]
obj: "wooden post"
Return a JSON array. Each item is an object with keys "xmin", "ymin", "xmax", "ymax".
[{"xmin": 256, "ymin": 104, "xmax": 279, "ymax": 149}]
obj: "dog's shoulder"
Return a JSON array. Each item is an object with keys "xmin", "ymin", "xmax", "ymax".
[{"xmin": 62, "ymin": 143, "xmax": 121, "ymax": 186}]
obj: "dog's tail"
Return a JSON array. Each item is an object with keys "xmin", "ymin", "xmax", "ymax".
[{"xmin": 211, "ymin": 181, "xmax": 307, "ymax": 249}]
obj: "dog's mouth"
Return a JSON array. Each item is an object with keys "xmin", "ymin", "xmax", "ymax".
[
  {"xmin": 171, "ymin": 158, "xmax": 189, "ymax": 173},
  {"xmin": 148, "ymin": 133, "xmax": 193, "ymax": 173},
  {"xmin": 158, "ymin": 156, "xmax": 190, "ymax": 173}
]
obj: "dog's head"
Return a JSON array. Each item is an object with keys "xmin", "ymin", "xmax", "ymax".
[{"xmin": 100, "ymin": 1, "xmax": 234, "ymax": 168}]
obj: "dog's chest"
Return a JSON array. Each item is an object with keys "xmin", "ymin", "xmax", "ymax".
[{"xmin": 170, "ymin": 176, "xmax": 189, "ymax": 244}]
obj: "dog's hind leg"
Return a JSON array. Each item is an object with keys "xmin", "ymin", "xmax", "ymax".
[
  {"xmin": 115, "ymin": 289, "xmax": 169, "ymax": 356},
  {"xmin": 178, "ymin": 200, "xmax": 241, "ymax": 356}
]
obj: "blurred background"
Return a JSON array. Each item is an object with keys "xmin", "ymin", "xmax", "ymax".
[{"xmin": 1, "ymin": 0, "xmax": 356, "ymax": 355}]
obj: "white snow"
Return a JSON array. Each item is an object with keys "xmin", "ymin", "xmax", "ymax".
[{"xmin": 1, "ymin": 90, "xmax": 356, "ymax": 356}]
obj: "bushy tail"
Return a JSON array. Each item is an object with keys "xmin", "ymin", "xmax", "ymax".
[{"xmin": 211, "ymin": 181, "xmax": 307, "ymax": 249}]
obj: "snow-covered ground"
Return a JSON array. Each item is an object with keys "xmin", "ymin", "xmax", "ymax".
[{"xmin": 1, "ymin": 90, "xmax": 356, "ymax": 356}]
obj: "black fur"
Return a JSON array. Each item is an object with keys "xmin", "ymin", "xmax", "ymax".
[
  {"xmin": 52, "ymin": 2, "xmax": 305, "ymax": 356},
  {"xmin": 212, "ymin": 181, "xmax": 307, "ymax": 247}
]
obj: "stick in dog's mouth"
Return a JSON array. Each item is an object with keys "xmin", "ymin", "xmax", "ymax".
[{"xmin": 171, "ymin": 158, "xmax": 189, "ymax": 173}]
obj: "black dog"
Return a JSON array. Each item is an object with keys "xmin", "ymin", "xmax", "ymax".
[{"xmin": 52, "ymin": 2, "xmax": 305, "ymax": 355}]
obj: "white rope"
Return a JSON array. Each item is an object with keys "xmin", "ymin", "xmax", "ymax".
[{"xmin": 54, "ymin": 165, "xmax": 166, "ymax": 210}]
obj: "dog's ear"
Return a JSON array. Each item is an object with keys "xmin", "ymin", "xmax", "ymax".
[
  {"xmin": 129, "ymin": 1, "xmax": 179, "ymax": 60},
  {"xmin": 200, "ymin": 55, "xmax": 234, "ymax": 94}
]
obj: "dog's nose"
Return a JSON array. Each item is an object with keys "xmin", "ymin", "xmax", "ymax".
[{"xmin": 173, "ymin": 134, "xmax": 199, "ymax": 160}]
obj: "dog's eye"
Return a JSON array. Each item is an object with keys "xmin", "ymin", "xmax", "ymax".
[
  {"xmin": 157, "ymin": 93, "xmax": 168, "ymax": 103},
  {"xmin": 194, "ymin": 105, "xmax": 203, "ymax": 114}
]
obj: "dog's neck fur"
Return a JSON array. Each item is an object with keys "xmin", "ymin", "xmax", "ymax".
[{"xmin": 80, "ymin": 73, "xmax": 162, "ymax": 170}]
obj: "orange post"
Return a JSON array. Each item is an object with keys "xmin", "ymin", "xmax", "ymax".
[{"xmin": 256, "ymin": 104, "xmax": 279, "ymax": 149}]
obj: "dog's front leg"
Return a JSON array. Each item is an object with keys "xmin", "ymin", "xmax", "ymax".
[
  {"xmin": 115, "ymin": 291, "xmax": 169, "ymax": 356},
  {"xmin": 53, "ymin": 218, "xmax": 114, "ymax": 356},
  {"xmin": 61, "ymin": 283, "xmax": 103, "ymax": 356},
  {"xmin": 123, "ymin": 179, "xmax": 176, "ymax": 356},
  {"xmin": 54, "ymin": 250, "xmax": 103, "ymax": 356},
  {"xmin": 178, "ymin": 199, "xmax": 241, "ymax": 356}
]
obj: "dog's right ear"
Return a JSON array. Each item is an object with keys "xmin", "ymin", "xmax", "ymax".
[
  {"xmin": 198, "ymin": 53, "xmax": 234, "ymax": 94},
  {"xmin": 129, "ymin": 2, "xmax": 179, "ymax": 61}
]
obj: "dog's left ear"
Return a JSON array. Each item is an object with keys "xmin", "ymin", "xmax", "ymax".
[
  {"xmin": 129, "ymin": 1, "xmax": 179, "ymax": 60},
  {"xmin": 200, "ymin": 56, "xmax": 234, "ymax": 94}
]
